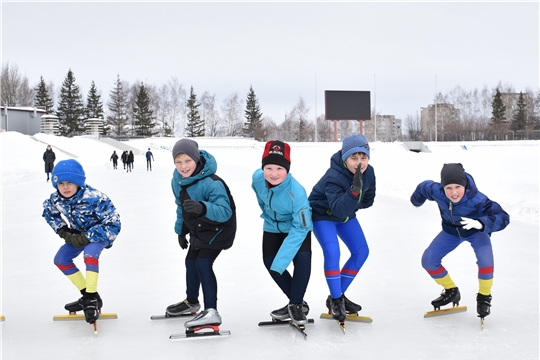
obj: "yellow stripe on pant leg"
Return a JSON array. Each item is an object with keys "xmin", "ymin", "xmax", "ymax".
[
  {"xmin": 86, "ymin": 271, "xmax": 99, "ymax": 293},
  {"xmin": 434, "ymin": 274, "xmax": 457, "ymax": 289},
  {"xmin": 67, "ymin": 271, "xmax": 86, "ymax": 291},
  {"xmin": 478, "ymin": 278, "xmax": 493, "ymax": 296}
]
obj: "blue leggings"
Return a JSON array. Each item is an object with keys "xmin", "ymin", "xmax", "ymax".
[
  {"xmin": 422, "ymin": 230, "xmax": 494, "ymax": 280},
  {"xmin": 313, "ymin": 218, "xmax": 369, "ymax": 299},
  {"xmin": 54, "ymin": 241, "xmax": 108, "ymax": 275}
]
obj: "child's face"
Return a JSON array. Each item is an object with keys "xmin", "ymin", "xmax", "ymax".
[
  {"xmin": 444, "ymin": 184, "xmax": 465, "ymax": 203},
  {"xmin": 345, "ymin": 152, "xmax": 369, "ymax": 174},
  {"xmin": 57, "ymin": 181, "xmax": 78, "ymax": 198},
  {"xmin": 174, "ymin": 153, "xmax": 197, "ymax": 178},
  {"xmin": 263, "ymin": 164, "xmax": 288, "ymax": 186}
]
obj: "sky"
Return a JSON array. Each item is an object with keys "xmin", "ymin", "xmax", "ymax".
[
  {"xmin": 0, "ymin": 132, "xmax": 538, "ymax": 359},
  {"xmin": 2, "ymin": 1, "xmax": 539, "ymax": 124}
]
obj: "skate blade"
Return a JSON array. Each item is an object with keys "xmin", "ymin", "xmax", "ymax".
[
  {"xmin": 151, "ymin": 313, "xmax": 196, "ymax": 320},
  {"xmin": 258, "ymin": 318, "xmax": 314, "ymax": 326},
  {"xmin": 320, "ymin": 312, "xmax": 373, "ymax": 323},
  {"xmin": 0, "ymin": 315, "xmax": 5, "ymax": 322},
  {"xmin": 53, "ymin": 313, "xmax": 118, "ymax": 321},
  {"xmin": 424, "ymin": 305, "xmax": 467, "ymax": 318}
]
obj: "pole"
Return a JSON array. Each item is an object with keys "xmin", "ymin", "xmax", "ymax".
[
  {"xmin": 374, "ymin": 73, "xmax": 377, "ymax": 142},
  {"xmin": 314, "ymin": 73, "xmax": 317, "ymax": 142},
  {"xmin": 435, "ymin": 74, "xmax": 438, "ymax": 142}
]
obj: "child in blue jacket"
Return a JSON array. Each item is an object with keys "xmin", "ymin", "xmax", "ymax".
[
  {"xmin": 42, "ymin": 159, "xmax": 121, "ymax": 324},
  {"xmin": 251, "ymin": 140, "xmax": 313, "ymax": 326},
  {"xmin": 166, "ymin": 139, "xmax": 236, "ymax": 329},
  {"xmin": 410, "ymin": 163, "xmax": 510, "ymax": 319},
  {"xmin": 308, "ymin": 134, "xmax": 376, "ymax": 322}
]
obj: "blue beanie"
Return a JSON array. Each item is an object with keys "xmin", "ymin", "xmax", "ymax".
[
  {"xmin": 51, "ymin": 159, "xmax": 86, "ymax": 189},
  {"xmin": 341, "ymin": 134, "xmax": 370, "ymax": 161}
]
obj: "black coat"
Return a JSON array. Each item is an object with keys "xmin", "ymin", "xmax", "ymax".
[{"xmin": 43, "ymin": 149, "xmax": 56, "ymax": 173}]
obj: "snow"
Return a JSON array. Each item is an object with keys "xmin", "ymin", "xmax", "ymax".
[{"xmin": 1, "ymin": 131, "xmax": 538, "ymax": 360}]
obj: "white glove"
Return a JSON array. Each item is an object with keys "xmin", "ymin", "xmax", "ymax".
[{"xmin": 460, "ymin": 217, "xmax": 483, "ymax": 230}]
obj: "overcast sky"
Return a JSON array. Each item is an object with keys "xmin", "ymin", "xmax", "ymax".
[{"xmin": 2, "ymin": 1, "xmax": 538, "ymax": 123}]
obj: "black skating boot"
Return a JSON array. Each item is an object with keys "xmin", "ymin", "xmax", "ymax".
[
  {"xmin": 270, "ymin": 302, "xmax": 309, "ymax": 320},
  {"xmin": 328, "ymin": 296, "xmax": 347, "ymax": 322},
  {"xmin": 343, "ymin": 294, "xmax": 362, "ymax": 314},
  {"xmin": 287, "ymin": 303, "xmax": 308, "ymax": 326},
  {"xmin": 81, "ymin": 292, "xmax": 100, "ymax": 323},
  {"xmin": 431, "ymin": 287, "xmax": 461, "ymax": 309},
  {"xmin": 476, "ymin": 293, "xmax": 492, "ymax": 318},
  {"xmin": 166, "ymin": 299, "xmax": 200, "ymax": 317},
  {"xmin": 65, "ymin": 289, "xmax": 102, "ymax": 313}
]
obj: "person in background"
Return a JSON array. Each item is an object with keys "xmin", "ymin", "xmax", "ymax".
[
  {"xmin": 42, "ymin": 159, "xmax": 121, "ymax": 324},
  {"xmin": 127, "ymin": 150, "xmax": 134, "ymax": 172},
  {"xmin": 122, "ymin": 151, "xmax": 128, "ymax": 170},
  {"xmin": 43, "ymin": 145, "xmax": 56, "ymax": 181},
  {"xmin": 146, "ymin": 148, "xmax": 154, "ymax": 171},
  {"xmin": 110, "ymin": 151, "xmax": 119, "ymax": 170},
  {"xmin": 251, "ymin": 140, "xmax": 313, "ymax": 326},
  {"xmin": 166, "ymin": 139, "xmax": 236, "ymax": 330},
  {"xmin": 410, "ymin": 163, "xmax": 510, "ymax": 320},
  {"xmin": 308, "ymin": 134, "xmax": 376, "ymax": 322}
]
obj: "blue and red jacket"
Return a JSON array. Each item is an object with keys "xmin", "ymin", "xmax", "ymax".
[{"xmin": 410, "ymin": 172, "xmax": 510, "ymax": 237}]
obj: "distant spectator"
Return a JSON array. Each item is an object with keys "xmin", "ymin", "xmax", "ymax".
[
  {"xmin": 43, "ymin": 145, "xmax": 56, "ymax": 182},
  {"xmin": 127, "ymin": 151, "xmax": 134, "ymax": 172},
  {"xmin": 110, "ymin": 151, "xmax": 119, "ymax": 170},
  {"xmin": 122, "ymin": 151, "xmax": 129, "ymax": 170},
  {"xmin": 146, "ymin": 148, "xmax": 154, "ymax": 171}
]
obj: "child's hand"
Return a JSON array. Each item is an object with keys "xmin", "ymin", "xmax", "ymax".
[
  {"xmin": 350, "ymin": 163, "xmax": 363, "ymax": 196},
  {"xmin": 183, "ymin": 199, "xmax": 206, "ymax": 216},
  {"xmin": 70, "ymin": 233, "xmax": 89, "ymax": 249},
  {"xmin": 178, "ymin": 234, "xmax": 188, "ymax": 249},
  {"xmin": 460, "ymin": 217, "xmax": 483, "ymax": 230}
]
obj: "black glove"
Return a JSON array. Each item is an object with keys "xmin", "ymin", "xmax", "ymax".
[
  {"xmin": 70, "ymin": 232, "xmax": 90, "ymax": 249},
  {"xmin": 183, "ymin": 199, "xmax": 206, "ymax": 216},
  {"xmin": 351, "ymin": 163, "xmax": 363, "ymax": 196},
  {"xmin": 178, "ymin": 234, "xmax": 188, "ymax": 250},
  {"xmin": 58, "ymin": 226, "xmax": 81, "ymax": 244},
  {"xmin": 269, "ymin": 270, "xmax": 281, "ymax": 278}
]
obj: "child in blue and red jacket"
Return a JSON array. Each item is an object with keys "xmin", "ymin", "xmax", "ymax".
[
  {"xmin": 308, "ymin": 134, "xmax": 376, "ymax": 322},
  {"xmin": 410, "ymin": 163, "xmax": 510, "ymax": 319}
]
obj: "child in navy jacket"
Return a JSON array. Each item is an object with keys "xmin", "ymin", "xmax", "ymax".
[{"xmin": 410, "ymin": 163, "xmax": 509, "ymax": 319}]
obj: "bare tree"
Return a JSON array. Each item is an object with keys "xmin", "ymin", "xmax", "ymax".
[
  {"xmin": 221, "ymin": 92, "xmax": 243, "ymax": 136},
  {"xmin": 201, "ymin": 91, "xmax": 220, "ymax": 137},
  {"xmin": 404, "ymin": 112, "xmax": 422, "ymax": 140},
  {"xmin": 1, "ymin": 62, "xmax": 34, "ymax": 106},
  {"xmin": 316, "ymin": 115, "xmax": 334, "ymax": 142},
  {"xmin": 168, "ymin": 77, "xmax": 187, "ymax": 137}
]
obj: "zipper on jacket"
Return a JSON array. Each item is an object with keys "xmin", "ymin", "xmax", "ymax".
[{"xmin": 449, "ymin": 202, "xmax": 462, "ymax": 238}]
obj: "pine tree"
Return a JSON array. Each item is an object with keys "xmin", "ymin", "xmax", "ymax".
[
  {"xmin": 490, "ymin": 88, "xmax": 506, "ymax": 126},
  {"xmin": 106, "ymin": 75, "xmax": 130, "ymax": 136},
  {"xmin": 133, "ymin": 83, "xmax": 158, "ymax": 137},
  {"xmin": 86, "ymin": 81, "xmax": 104, "ymax": 119},
  {"xmin": 56, "ymin": 69, "xmax": 85, "ymax": 137},
  {"xmin": 185, "ymin": 86, "xmax": 204, "ymax": 137},
  {"xmin": 34, "ymin": 76, "xmax": 54, "ymax": 114},
  {"xmin": 512, "ymin": 91, "xmax": 527, "ymax": 132},
  {"xmin": 243, "ymin": 85, "xmax": 263, "ymax": 139}
]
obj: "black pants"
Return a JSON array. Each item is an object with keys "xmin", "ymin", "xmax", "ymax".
[
  {"xmin": 262, "ymin": 231, "xmax": 312, "ymax": 304},
  {"xmin": 185, "ymin": 246, "xmax": 222, "ymax": 309}
]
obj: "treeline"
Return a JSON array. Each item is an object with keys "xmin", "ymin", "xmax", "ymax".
[{"xmin": 2, "ymin": 62, "xmax": 539, "ymax": 142}]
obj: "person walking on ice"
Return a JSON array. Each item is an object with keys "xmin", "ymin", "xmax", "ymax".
[
  {"xmin": 308, "ymin": 134, "xmax": 376, "ymax": 323},
  {"xmin": 410, "ymin": 163, "xmax": 509, "ymax": 322},
  {"xmin": 42, "ymin": 159, "xmax": 121, "ymax": 324},
  {"xmin": 146, "ymin": 148, "xmax": 154, "ymax": 171}
]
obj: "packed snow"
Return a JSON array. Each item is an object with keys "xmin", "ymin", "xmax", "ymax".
[{"xmin": 1, "ymin": 131, "xmax": 538, "ymax": 359}]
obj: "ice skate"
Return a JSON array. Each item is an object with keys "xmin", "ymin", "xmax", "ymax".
[
  {"xmin": 431, "ymin": 287, "xmax": 461, "ymax": 310},
  {"xmin": 327, "ymin": 296, "xmax": 347, "ymax": 322},
  {"xmin": 476, "ymin": 293, "xmax": 492, "ymax": 318},
  {"xmin": 270, "ymin": 302, "xmax": 309, "ymax": 320},
  {"xmin": 65, "ymin": 291, "xmax": 103, "ymax": 313},
  {"xmin": 327, "ymin": 294, "xmax": 362, "ymax": 314},
  {"xmin": 166, "ymin": 299, "xmax": 200, "ymax": 317},
  {"xmin": 184, "ymin": 308, "xmax": 222, "ymax": 328},
  {"xmin": 81, "ymin": 293, "xmax": 100, "ymax": 324},
  {"xmin": 287, "ymin": 303, "xmax": 308, "ymax": 326}
]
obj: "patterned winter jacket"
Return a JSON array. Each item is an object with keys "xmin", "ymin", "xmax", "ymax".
[
  {"xmin": 42, "ymin": 184, "xmax": 121, "ymax": 246},
  {"xmin": 251, "ymin": 169, "xmax": 313, "ymax": 274},
  {"xmin": 308, "ymin": 150, "xmax": 376, "ymax": 223},
  {"xmin": 171, "ymin": 150, "xmax": 235, "ymax": 249},
  {"xmin": 410, "ymin": 172, "xmax": 510, "ymax": 238}
]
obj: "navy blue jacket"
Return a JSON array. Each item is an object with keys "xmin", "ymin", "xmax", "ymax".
[
  {"xmin": 308, "ymin": 150, "xmax": 376, "ymax": 222},
  {"xmin": 410, "ymin": 172, "xmax": 510, "ymax": 237}
]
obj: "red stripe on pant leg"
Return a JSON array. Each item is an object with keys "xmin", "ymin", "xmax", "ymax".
[
  {"xmin": 427, "ymin": 266, "xmax": 446, "ymax": 275},
  {"xmin": 341, "ymin": 268, "xmax": 359, "ymax": 275},
  {"xmin": 84, "ymin": 257, "xmax": 99, "ymax": 266},
  {"xmin": 478, "ymin": 266, "xmax": 494, "ymax": 275},
  {"xmin": 325, "ymin": 270, "xmax": 340, "ymax": 276},
  {"xmin": 56, "ymin": 263, "xmax": 76, "ymax": 271}
]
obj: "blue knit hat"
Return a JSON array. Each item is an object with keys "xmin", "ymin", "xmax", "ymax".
[
  {"xmin": 51, "ymin": 159, "xmax": 86, "ymax": 189},
  {"xmin": 341, "ymin": 134, "xmax": 370, "ymax": 161}
]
